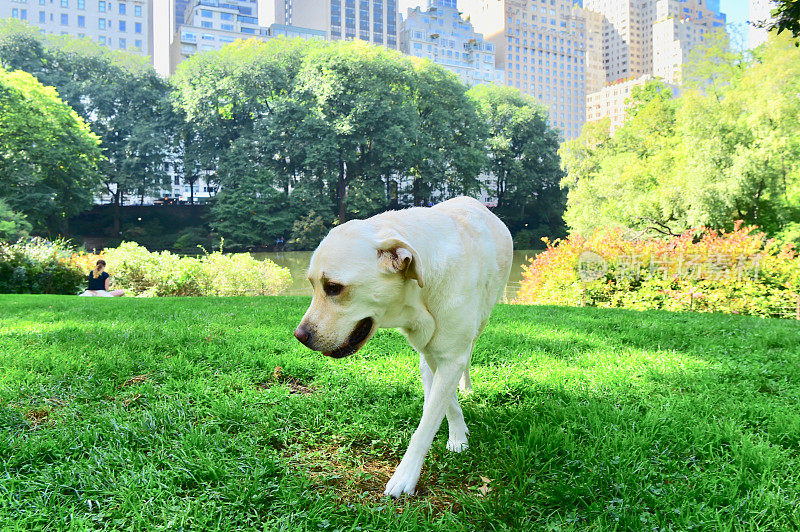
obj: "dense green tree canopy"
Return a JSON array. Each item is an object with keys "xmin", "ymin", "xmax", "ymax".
[
  {"xmin": 0, "ymin": 67, "xmax": 101, "ymax": 234},
  {"xmin": 560, "ymin": 34, "xmax": 800, "ymax": 242},
  {"xmin": 0, "ymin": 20, "xmax": 176, "ymax": 234},
  {"xmin": 468, "ymin": 85, "xmax": 565, "ymax": 240}
]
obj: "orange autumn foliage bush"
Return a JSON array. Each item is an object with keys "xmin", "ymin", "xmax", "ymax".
[{"xmin": 514, "ymin": 223, "xmax": 800, "ymax": 318}]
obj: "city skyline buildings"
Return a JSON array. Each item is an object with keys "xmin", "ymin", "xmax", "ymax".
[
  {"xmin": 460, "ymin": 0, "xmax": 590, "ymax": 139},
  {"xmin": 1, "ymin": 0, "xmax": 153, "ymax": 56},
  {"xmin": 583, "ymin": 0, "xmax": 728, "ymax": 133},
  {"xmin": 259, "ymin": 0, "xmax": 400, "ymax": 49},
  {"xmin": 399, "ymin": 0, "xmax": 504, "ymax": 87}
]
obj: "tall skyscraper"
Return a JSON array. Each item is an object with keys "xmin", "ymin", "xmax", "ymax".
[
  {"xmin": 459, "ymin": 0, "xmax": 589, "ymax": 140},
  {"xmin": 652, "ymin": 0, "xmax": 725, "ymax": 84},
  {"xmin": 1, "ymin": 0, "xmax": 154, "ymax": 57},
  {"xmin": 260, "ymin": 0, "xmax": 399, "ymax": 48},
  {"xmin": 583, "ymin": 0, "xmax": 727, "ymax": 133},
  {"xmin": 399, "ymin": 0, "xmax": 503, "ymax": 86}
]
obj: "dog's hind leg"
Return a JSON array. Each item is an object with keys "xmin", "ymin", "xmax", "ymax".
[
  {"xmin": 386, "ymin": 357, "xmax": 467, "ymax": 497},
  {"xmin": 459, "ymin": 337, "xmax": 480, "ymax": 393},
  {"xmin": 420, "ymin": 354, "xmax": 433, "ymax": 407},
  {"xmin": 445, "ymin": 391, "xmax": 469, "ymax": 453},
  {"xmin": 421, "ymin": 354, "xmax": 469, "ymax": 453},
  {"xmin": 459, "ymin": 367, "xmax": 472, "ymax": 393}
]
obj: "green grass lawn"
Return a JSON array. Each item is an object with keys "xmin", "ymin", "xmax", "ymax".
[{"xmin": 1, "ymin": 295, "xmax": 799, "ymax": 530}]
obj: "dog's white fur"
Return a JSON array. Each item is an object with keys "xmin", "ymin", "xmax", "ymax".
[{"xmin": 296, "ymin": 196, "xmax": 512, "ymax": 497}]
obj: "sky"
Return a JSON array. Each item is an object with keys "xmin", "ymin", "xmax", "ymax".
[{"xmin": 721, "ymin": 0, "xmax": 749, "ymax": 29}]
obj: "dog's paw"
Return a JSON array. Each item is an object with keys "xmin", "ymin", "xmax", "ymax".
[
  {"xmin": 446, "ymin": 436, "xmax": 469, "ymax": 453},
  {"xmin": 384, "ymin": 463, "xmax": 421, "ymax": 498}
]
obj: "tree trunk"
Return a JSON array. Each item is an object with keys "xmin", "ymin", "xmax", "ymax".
[
  {"xmin": 190, "ymin": 178, "xmax": 195, "ymax": 205},
  {"xmin": 337, "ymin": 156, "xmax": 347, "ymax": 224},
  {"xmin": 113, "ymin": 191, "xmax": 121, "ymax": 236}
]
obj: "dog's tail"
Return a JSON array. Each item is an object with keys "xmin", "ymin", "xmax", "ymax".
[{"xmin": 459, "ymin": 369, "xmax": 472, "ymax": 394}]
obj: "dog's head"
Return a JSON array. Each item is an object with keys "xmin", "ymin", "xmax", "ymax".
[{"xmin": 293, "ymin": 221, "xmax": 423, "ymax": 358}]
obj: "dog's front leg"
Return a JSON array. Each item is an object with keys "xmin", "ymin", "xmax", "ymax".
[{"xmin": 385, "ymin": 359, "xmax": 465, "ymax": 497}]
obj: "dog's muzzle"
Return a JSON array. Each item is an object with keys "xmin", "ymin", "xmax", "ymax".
[{"xmin": 323, "ymin": 317, "xmax": 374, "ymax": 359}]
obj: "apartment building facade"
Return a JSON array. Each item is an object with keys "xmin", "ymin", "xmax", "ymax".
[
  {"xmin": 460, "ymin": 0, "xmax": 589, "ymax": 140},
  {"xmin": 259, "ymin": 0, "xmax": 400, "ymax": 49},
  {"xmin": 169, "ymin": 0, "xmax": 324, "ymax": 72},
  {"xmin": 652, "ymin": 0, "xmax": 726, "ymax": 83},
  {"xmin": 1, "ymin": 0, "xmax": 153, "ymax": 55},
  {"xmin": 585, "ymin": 73, "xmax": 679, "ymax": 130},
  {"xmin": 583, "ymin": 0, "xmax": 726, "ymax": 133},
  {"xmin": 399, "ymin": 0, "xmax": 503, "ymax": 87}
]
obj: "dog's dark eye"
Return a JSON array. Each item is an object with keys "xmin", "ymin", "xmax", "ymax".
[{"xmin": 324, "ymin": 283, "xmax": 344, "ymax": 297}]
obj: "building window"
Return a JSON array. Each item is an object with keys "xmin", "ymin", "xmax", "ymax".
[
  {"xmin": 119, "ymin": 20, "xmax": 126, "ymax": 31},
  {"xmin": 220, "ymin": 12, "xmax": 233, "ymax": 21},
  {"xmin": 119, "ymin": 37, "xmax": 126, "ymax": 48},
  {"xmin": 99, "ymin": 35, "xmax": 106, "ymax": 44},
  {"xmin": 201, "ymin": 9, "xmax": 212, "ymax": 17},
  {"xmin": 39, "ymin": 10, "xmax": 45, "ymax": 22},
  {"xmin": 201, "ymin": 21, "xmax": 212, "ymax": 28},
  {"xmin": 60, "ymin": 0, "xmax": 68, "ymax": 6},
  {"xmin": 134, "ymin": 22, "xmax": 142, "ymax": 33},
  {"xmin": 220, "ymin": 23, "xmax": 233, "ymax": 31},
  {"xmin": 78, "ymin": 14, "xmax": 85, "ymax": 26},
  {"xmin": 60, "ymin": 13, "xmax": 68, "ymax": 25},
  {"xmin": 134, "ymin": 39, "xmax": 142, "ymax": 49},
  {"xmin": 77, "ymin": 0, "xmax": 84, "ymax": 7},
  {"xmin": 99, "ymin": 18, "xmax": 106, "ymax": 29},
  {"xmin": 134, "ymin": 4, "xmax": 141, "ymax": 16},
  {"xmin": 98, "ymin": 0, "xmax": 105, "ymax": 12},
  {"xmin": 119, "ymin": 2, "xmax": 125, "ymax": 14}
]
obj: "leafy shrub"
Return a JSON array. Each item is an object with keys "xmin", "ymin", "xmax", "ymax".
[
  {"xmin": 197, "ymin": 251, "xmax": 292, "ymax": 296},
  {"xmin": 101, "ymin": 242, "xmax": 291, "ymax": 297},
  {"xmin": 0, "ymin": 199, "xmax": 31, "ymax": 242},
  {"xmin": 514, "ymin": 224, "xmax": 800, "ymax": 319},
  {"xmin": 102, "ymin": 242, "xmax": 201, "ymax": 296},
  {"xmin": 172, "ymin": 226, "xmax": 218, "ymax": 251},
  {"xmin": 289, "ymin": 211, "xmax": 328, "ymax": 251},
  {"xmin": 0, "ymin": 238, "xmax": 86, "ymax": 294}
]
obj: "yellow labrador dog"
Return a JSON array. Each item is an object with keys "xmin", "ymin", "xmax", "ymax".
[{"xmin": 294, "ymin": 196, "xmax": 512, "ymax": 497}]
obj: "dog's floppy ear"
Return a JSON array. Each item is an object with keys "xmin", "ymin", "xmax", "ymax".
[{"xmin": 377, "ymin": 238, "xmax": 424, "ymax": 287}]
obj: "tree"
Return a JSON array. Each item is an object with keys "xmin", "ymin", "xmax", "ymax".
[
  {"xmin": 295, "ymin": 41, "xmax": 418, "ymax": 223},
  {"xmin": 0, "ymin": 20, "xmax": 175, "ymax": 234},
  {"xmin": 406, "ymin": 59, "xmax": 487, "ymax": 206},
  {"xmin": 468, "ymin": 84, "xmax": 564, "ymax": 235},
  {"xmin": 560, "ymin": 34, "xmax": 800, "ymax": 239},
  {"xmin": 0, "ymin": 199, "xmax": 32, "ymax": 241},
  {"xmin": 0, "ymin": 67, "xmax": 102, "ymax": 235},
  {"xmin": 172, "ymin": 38, "xmax": 324, "ymax": 234}
]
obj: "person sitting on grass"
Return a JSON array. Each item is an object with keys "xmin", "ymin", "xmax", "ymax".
[{"xmin": 79, "ymin": 260, "xmax": 125, "ymax": 297}]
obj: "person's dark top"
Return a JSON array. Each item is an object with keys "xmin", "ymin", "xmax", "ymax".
[{"xmin": 87, "ymin": 271, "xmax": 109, "ymax": 291}]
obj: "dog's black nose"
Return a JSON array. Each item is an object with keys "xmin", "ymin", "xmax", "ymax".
[{"xmin": 294, "ymin": 326, "xmax": 312, "ymax": 347}]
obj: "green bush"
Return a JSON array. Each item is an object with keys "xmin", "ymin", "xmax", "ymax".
[
  {"xmin": 0, "ymin": 199, "xmax": 31, "ymax": 242},
  {"xmin": 102, "ymin": 242, "xmax": 291, "ymax": 297},
  {"xmin": 515, "ymin": 224, "xmax": 800, "ymax": 319},
  {"xmin": 0, "ymin": 238, "xmax": 85, "ymax": 294},
  {"xmin": 289, "ymin": 210, "xmax": 328, "ymax": 251}
]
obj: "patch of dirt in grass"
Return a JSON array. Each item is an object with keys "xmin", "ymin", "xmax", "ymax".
[
  {"xmin": 24, "ymin": 407, "xmax": 51, "ymax": 429},
  {"xmin": 255, "ymin": 366, "xmax": 316, "ymax": 395},
  {"xmin": 120, "ymin": 374, "xmax": 150, "ymax": 387},
  {"xmin": 282, "ymin": 444, "xmax": 463, "ymax": 515},
  {"xmin": 21, "ymin": 398, "xmax": 67, "ymax": 430}
]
